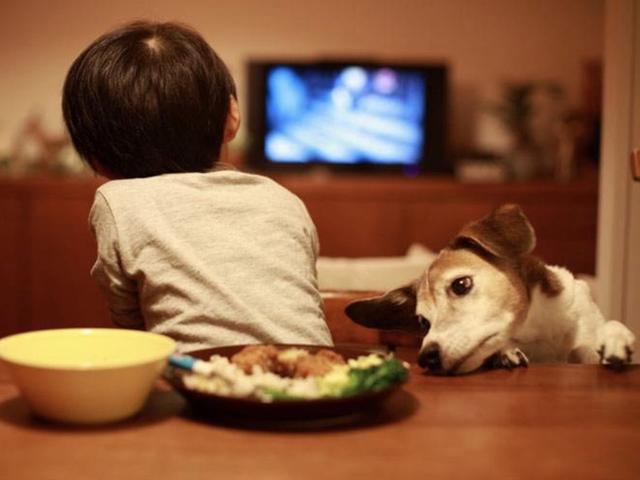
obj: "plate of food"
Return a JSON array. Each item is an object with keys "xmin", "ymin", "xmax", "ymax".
[{"xmin": 164, "ymin": 344, "xmax": 409, "ymax": 420}]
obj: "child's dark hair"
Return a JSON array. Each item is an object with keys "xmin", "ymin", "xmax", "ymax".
[{"xmin": 62, "ymin": 21, "xmax": 236, "ymax": 178}]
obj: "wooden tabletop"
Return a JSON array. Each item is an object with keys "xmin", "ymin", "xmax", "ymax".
[{"xmin": 0, "ymin": 351, "xmax": 639, "ymax": 480}]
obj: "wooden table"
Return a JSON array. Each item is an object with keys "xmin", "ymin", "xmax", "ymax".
[{"xmin": 0, "ymin": 350, "xmax": 638, "ymax": 480}]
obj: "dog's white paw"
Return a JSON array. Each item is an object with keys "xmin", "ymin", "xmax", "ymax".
[
  {"xmin": 597, "ymin": 321, "xmax": 635, "ymax": 368},
  {"xmin": 491, "ymin": 347, "xmax": 529, "ymax": 370}
]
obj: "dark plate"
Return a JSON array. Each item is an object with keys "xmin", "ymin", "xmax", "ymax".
[{"xmin": 165, "ymin": 344, "xmax": 407, "ymax": 421}]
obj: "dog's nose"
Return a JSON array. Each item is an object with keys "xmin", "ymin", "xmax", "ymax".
[{"xmin": 418, "ymin": 343, "xmax": 442, "ymax": 371}]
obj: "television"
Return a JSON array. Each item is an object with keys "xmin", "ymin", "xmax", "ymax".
[{"xmin": 246, "ymin": 59, "xmax": 449, "ymax": 175}]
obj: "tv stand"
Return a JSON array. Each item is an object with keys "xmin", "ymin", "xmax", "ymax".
[
  {"xmin": 0, "ymin": 172, "xmax": 597, "ymax": 340},
  {"xmin": 268, "ymin": 171, "xmax": 598, "ymax": 274}
]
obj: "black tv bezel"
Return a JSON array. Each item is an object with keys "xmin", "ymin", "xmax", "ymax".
[{"xmin": 246, "ymin": 59, "xmax": 449, "ymax": 175}]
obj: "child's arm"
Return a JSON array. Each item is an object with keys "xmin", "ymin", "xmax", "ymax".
[{"xmin": 89, "ymin": 193, "xmax": 145, "ymax": 329}]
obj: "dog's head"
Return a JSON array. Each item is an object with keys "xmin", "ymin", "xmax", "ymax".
[{"xmin": 346, "ymin": 204, "xmax": 558, "ymax": 374}]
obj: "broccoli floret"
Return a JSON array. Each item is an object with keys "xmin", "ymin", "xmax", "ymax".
[
  {"xmin": 340, "ymin": 358, "xmax": 408, "ymax": 396},
  {"xmin": 261, "ymin": 357, "xmax": 408, "ymax": 401}
]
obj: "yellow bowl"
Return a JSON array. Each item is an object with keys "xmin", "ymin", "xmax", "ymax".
[{"xmin": 0, "ymin": 328, "xmax": 176, "ymax": 425}]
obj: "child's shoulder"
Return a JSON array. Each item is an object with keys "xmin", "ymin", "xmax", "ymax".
[
  {"xmin": 95, "ymin": 170, "xmax": 299, "ymax": 204},
  {"xmin": 217, "ymin": 170, "xmax": 298, "ymax": 196},
  {"xmin": 95, "ymin": 176, "xmax": 154, "ymax": 196}
]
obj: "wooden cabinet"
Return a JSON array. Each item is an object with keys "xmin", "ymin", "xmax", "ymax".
[
  {"xmin": 0, "ymin": 173, "xmax": 598, "ymax": 339},
  {"xmin": 0, "ymin": 177, "xmax": 111, "ymax": 337},
  {"xmin": 275, "ymin": 173, "xmax": 599, "ymax": 274}
]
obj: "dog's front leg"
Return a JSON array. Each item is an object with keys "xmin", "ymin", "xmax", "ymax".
[
  {"xmin": 597, "ymin": 320, "xmax": 635, "ymax": 367},
  {"xmin": 489, "ymin": 346, "xmax": 529, "ymax": 370}
]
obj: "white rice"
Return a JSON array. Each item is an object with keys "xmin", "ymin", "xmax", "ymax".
[{"xmin": 182, "ymin": 355, "xmax": 321, "ymax": 401}]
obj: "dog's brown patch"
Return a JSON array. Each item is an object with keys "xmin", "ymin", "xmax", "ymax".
[
  {"xmin": 518, "ymin": 255, "xmax": 563, "ymax": 298},
  {"xmin": 456, "ymin": 249, "xmax": 562, "ymax": 300},
  {"xmin": 452, "ymin": 204, "xmax": 536, "ymax": 259},
  {"xmin": 451, "ymin": 203, "xmax": 561, "ymax": 299}
]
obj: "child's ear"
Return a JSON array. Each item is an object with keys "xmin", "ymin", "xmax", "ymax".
[{"xmin": 224, "ymin": 95, "xmax": 241, "ymax": 143}]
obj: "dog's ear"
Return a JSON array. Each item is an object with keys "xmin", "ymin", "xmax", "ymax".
[
  {"xmin": 345, "ymin": 281, "xmax": 422, "ymax": 333},
  {"xmin": 452, "ymin": 204, "xmax": 536, "ymax": 259}
]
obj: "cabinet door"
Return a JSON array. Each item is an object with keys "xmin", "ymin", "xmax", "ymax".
[
  {"xmin": 409, "ymin": 193, "xmax": 597, "ymax": 274},
  {"xmin": 29, "ymin": 193, "xmax": 110, "ymax": 330},
  {"xmin": 0, "ymin": 192, "xmax": 28, "ymax": 336},
  {"xmin": 304, "ymin": 199, "xmax": 407, "ymax": 257},
  {"xmin": 407, "ymin": 200, "xmax": 494, "ymax": 252}
]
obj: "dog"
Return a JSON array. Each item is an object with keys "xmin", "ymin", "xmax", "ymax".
[{"xmin": 345, "ymin": 204, "xmax": 636, "ymax": 374}]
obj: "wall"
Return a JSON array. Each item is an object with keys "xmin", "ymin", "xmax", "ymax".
[
  {"xmin": 0, "ymin": 0, "xmax": 603, "ymax": 156},
  {"xmin": 596, "ymin": 0, "xmax": 640, "ymax": 335}
]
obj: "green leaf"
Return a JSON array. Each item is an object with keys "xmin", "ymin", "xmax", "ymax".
[
  {"xmin": 340, "ymin": 359, "xmax": 408, "ymax": 397},
  {"xmin": 261, "ymin": 388, "xmax": 303, "ymax": 401}
]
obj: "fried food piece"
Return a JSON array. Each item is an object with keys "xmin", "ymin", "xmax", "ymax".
[
  {"xmin": 230, "ymin": 345, "xmax": 346, "ymax": 378},
  {"xmin": 231, "ymin": 345, "xmax": 279, "ymax": 374},
  {"xmin": 275, "ymin": 348, "xmax": 310, "ymax": 377},
  {"xmin": 290, "ymin": 349, "xmax": 346, "ymax": 378},
  {"xmin": 316, "ymin": 349, "xmax": 346, "ymax": 364}
]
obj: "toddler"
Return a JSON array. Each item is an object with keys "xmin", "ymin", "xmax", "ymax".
[{"xmin": 62, "ymin": 21, "xmax": 332, "ymax": 352}]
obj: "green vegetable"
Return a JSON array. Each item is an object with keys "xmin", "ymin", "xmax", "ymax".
[
  {"xmin": 261, "ymin": 388, "xmax": 303, "ymax": 401},
  {"xmin": 260, "ymin": 356, "xmax": 408, "ymax": 401},
  {"xmin": 340, "ymin": 358, "xmax": 408, "ymax": 396}
]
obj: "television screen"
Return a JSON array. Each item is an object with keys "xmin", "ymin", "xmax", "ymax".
[{"xmin": 247, "ymin": 60, "xmax": 448, "ymax": 174}]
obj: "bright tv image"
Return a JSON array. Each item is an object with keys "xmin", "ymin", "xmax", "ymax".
[{"xmin": 264, "ymin": 65, "xmax": 427, "ymax": 165}]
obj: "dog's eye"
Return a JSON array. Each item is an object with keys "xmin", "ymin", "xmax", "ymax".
[
  {"xmin": 450, "ymin": 276, "xmax": 473, "ymax": 296},
  {"xmin": 417, "ymin": 315, "xmax": 430, "ymax": 330}
]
